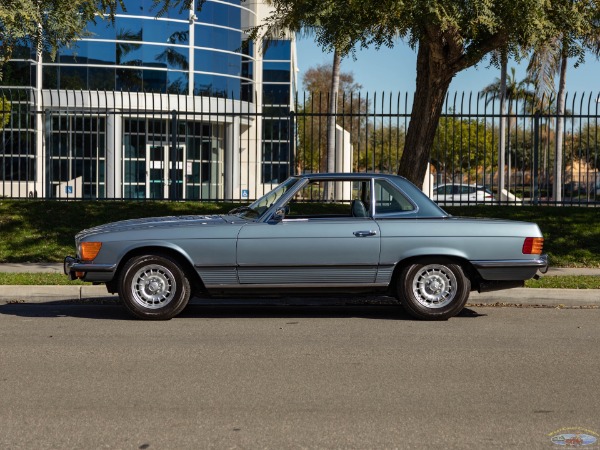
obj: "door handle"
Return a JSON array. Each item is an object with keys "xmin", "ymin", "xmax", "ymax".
[{"xmin": 353, "ymin": 230, "xmax": 377, "ymax": 237}]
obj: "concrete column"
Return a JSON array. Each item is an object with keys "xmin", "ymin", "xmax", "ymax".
[
  {"xmin": 224, "ymin": 116, "xmax": 241, "ymax": 200},
  {"xmin": 105, "ymin": 110, "xmax": 122, "ymax": 199}
]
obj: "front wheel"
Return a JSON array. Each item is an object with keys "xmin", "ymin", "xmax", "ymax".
[
  {"xmin": 119, "ymin": 254, "xmax": 191, "ymax": 320},
  {"xmin": 398, "ymin": 262, "xmax": 470, "ymax": 320}
]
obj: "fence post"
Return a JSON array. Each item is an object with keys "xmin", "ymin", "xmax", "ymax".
[
  {"xmin": 533, "ymin": 112, "xmax": 540, "ymax": 206},
  {"xmin": 289, "ymin": 110, "xmax": 296, "ymax": 176},
  {"xmin": 170, "ymin": 109, "xmax": 178, "ymax": 200}
]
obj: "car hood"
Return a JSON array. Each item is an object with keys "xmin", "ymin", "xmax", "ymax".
[{"xmin": 76, "ymin": 214, "xmax": 243, "ymax": 240}]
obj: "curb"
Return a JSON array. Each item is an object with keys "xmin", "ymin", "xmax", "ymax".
[
  {"xmin": 469, "ymin": 288, "xmax": 600, "ymax": 307},
  {"xmin": 0, "ymin": 285, "xmax": 115, "ymax": 302},
  {"xmin": 0, "ymin": 285, "xmax": 598, "ymax": 307}
]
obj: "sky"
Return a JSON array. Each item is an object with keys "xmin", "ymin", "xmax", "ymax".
[{"xmin": 295, "ymin": 37, "xmax": 600, "ymax": 97}]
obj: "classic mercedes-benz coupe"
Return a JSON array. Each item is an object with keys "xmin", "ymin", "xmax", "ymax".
[{"xmin": 65, "ymin": 173, "xmax": 547, "ymax": 320}]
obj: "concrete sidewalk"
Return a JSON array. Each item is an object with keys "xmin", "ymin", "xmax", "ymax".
[{"xmin": 0, "ymin": 262, "xmax": 598, "ymax": 307}]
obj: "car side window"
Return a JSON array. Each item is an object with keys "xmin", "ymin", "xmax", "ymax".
[
  {"xmin": 284, "ymin": 180, "xmax": 371, "ymax": 219},
  {"xmin": 374, "ymin": 180, "xmax": 415, "ymax": 214}
]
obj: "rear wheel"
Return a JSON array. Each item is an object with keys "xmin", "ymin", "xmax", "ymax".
[
  {"xmin": 398, "ymin": 262, "xmax": 470, "ymax": 320},
  {"xmin": 119, "ymin": 254, "xmax": 191, "ymax": 320}
]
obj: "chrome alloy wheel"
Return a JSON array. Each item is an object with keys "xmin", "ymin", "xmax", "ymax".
[
  {"xmin": 411, "ymin": 264, "xmax": 457, "ymax": 309},
  {"xmin": 131, "ymin": 264, "xmax": 177, "ymax": 309}
]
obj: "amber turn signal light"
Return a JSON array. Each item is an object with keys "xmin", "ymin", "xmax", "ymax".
[
  {"xmin": 522, "ymin": 237, "xmax": 543, "ymax": 255},
  {"xmin": 80, "ymin": 242, "xmax": 102, "ymax": 261}
]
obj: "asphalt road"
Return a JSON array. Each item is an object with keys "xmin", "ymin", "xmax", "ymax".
[{"xmin": 1, "ymin": 303, "xmax": 599, "ymax": 449}]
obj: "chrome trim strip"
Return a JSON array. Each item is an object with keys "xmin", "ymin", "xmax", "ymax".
[
  {"xmin": 472, "ymin": 255, "xmax": 548, "ymax": 268},
  {"xmin": 236, "ymin": 263, "xmax": 379, "ymax": 268},
  {"xmin": 194, "ymin": 264, "xmax": 236, "ymax": 268},
  {"xmin": 205, "ymin": 282, "xmax": 389, "ymax": 289}
]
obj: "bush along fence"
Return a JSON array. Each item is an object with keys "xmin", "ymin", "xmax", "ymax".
[{"xmin": 1, "ymin": 87, "xmax": 599, "ymax": 205}]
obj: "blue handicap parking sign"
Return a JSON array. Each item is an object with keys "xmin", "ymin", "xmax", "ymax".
[
  {"xmin": 65, "ymin": 186, "xmax": 73, "ymax": 194},
  {"xmin": 241, "ymin": 189, "xmax": 249, "ymax": 198}
]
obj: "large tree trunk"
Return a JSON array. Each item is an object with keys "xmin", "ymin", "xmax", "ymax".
[
  {"xmin": 398, "ymin": 41, "xmax": 453, "ymax": 188},
  {"xmin": 553, "ymin": 47, "xmax": 568, "ymax": 203}
]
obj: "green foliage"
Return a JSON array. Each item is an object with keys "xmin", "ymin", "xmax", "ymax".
[
  {"xmin": 355, "ymin": 122, "xmax": 405, "ymax": 173},
  {"xmin": 433, "ymin": 116, "xmax": 496, "ymax": 182},
  {"xmin": 0, "ymin": 96, "xmax": 10, "ymax": 129}
]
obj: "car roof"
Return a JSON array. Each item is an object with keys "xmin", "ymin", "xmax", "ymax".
[{"xmin": 293, "ymin": 173, "xmax": 405, "ymax": 181}]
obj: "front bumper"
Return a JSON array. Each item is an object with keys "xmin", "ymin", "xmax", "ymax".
[{"xmin": 64, "ymin": 256, "xmax": 117, "ymax": 282}]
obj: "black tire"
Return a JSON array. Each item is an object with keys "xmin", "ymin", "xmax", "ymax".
[
  {"xmin": 398, "ymin": 261, "xmax": 470, "ymax": 320},
  {"xmin": 118, "ymin": 254, "xmax": 191, "ymax": 320}
]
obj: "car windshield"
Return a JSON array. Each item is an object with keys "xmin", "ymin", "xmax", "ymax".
[{"xmin": 230, "ymin": 177, "xmax": 300, "ymax": 219}]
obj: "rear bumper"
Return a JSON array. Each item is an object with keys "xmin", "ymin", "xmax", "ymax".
[
  {"xmin": 471, "ymin": 254, "xmax": 548, "ymax": 281},
  {"xmin": 64, "ymin": 256, "xmax": 117, "ymax": 282}
]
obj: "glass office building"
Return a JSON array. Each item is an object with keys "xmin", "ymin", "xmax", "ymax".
[{"xmin": 0, "ymin": 0, "xmax": 297, "ymax": 199}]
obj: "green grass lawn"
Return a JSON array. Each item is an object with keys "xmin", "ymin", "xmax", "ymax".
[{"xmin": 0, "ymin": 200, "xmax": 598, "ymax": 268}]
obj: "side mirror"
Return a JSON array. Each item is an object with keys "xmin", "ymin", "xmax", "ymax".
[{"xmin": 272, "ymin": 206, "xmax": 288, "ymax": 222}]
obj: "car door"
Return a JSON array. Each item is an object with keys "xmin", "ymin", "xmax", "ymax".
[{"xmin": 236, "ymin": 179, "xmax": 382, "ymax": 286}]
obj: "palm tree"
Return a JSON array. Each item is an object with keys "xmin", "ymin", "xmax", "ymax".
[
  {"xmin": 527, "ymin": 36, "xmax": 569, "ymax": 202},
  {"xmin": 482, "ymin": 67, "xmax": 535, "ymax": 197},
  {"xmin": 482, "ymin": 67, "xmax": 535, "ymax": 114}
]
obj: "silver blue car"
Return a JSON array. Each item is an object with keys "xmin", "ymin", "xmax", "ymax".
[{"xmin": 64, "ymin": 173, "xmax": 547, "ymax": 320}]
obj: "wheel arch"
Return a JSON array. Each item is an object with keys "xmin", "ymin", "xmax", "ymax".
[
  {"xmin": 107, "ymin": 245, "xmax": 206, "ymax": 296},
  {"xmin": 388, "ymin": 254, "xmax": 480, "ymax": 296}
]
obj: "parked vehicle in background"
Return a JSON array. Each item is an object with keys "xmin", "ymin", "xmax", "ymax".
[
  {"xmin": 432, "ymin": 184, "xmax": 495, "ymax": 205},
  {"xmin": 563, "ymin": 181, "xmax": 587, "ymax": 197},
  {"xmin": 65, "ymin": 173, "xmax": 546, "ymax": 321}
]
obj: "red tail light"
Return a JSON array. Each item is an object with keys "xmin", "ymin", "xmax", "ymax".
[{"xmin": 523, "ymin": 237, "xmax": 544, "ymax": 255}]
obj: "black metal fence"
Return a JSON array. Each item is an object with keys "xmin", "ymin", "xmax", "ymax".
[{"xmin": 2, "ymin": 87, "xmax": 599, "ymax": 205}]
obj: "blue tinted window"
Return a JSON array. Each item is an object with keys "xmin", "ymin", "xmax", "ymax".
[
  {"xmin": 263, "ymin": 84, "xmax": 290, "ymax": 105},
  {"xmin": 142, "ymin": 69, "xmax": 168, "ymax": 92},
  {"xmin": 194, "ymin": 50, "xmax": 240, "ymax": 76},
  {"xmin": 263, "ymin": 119, "xmax": 290, "ymax": 140},
  {"xmin": 115, "ymin": 44, "xmax": 189, "ymax": 71},
  {"xmin": 113, "ymin": 18, "xmax": 189, "ymax": 45},
  {"xmin": 117, "ymin": 0, "xmax": 187, "ymax": 19},
  {"xmin": 194, "ymin": 74, "xmax": 240, "ymax": 99},
  {"xmin": 263, "ymin": 40, "xmax": 291, "ymax": 61},
  {"xmin": 167, "ymin": 72, "xmax": 189, "ymax": 94},
  {"xmin": 1, "ymin": 61, "xmax": 34, "ymax": 87},
  {"xmin": 195, "ymin": 25, "xmax": 241, "ymax": 52},
  {"xmin": 263, "ymin": 142, "xmax": 290, "ymax": 161},
  {"xmin": 87, "ymin": 21, "xmax": 117, "ymax": 40},
  {"xmin": 89, "ymin": 67, "xmax": 116, "ymax": 90},
  {"xmin": 263, "ymin": 62, "xmax": 290, "ymax": 82},
  {"xmin": 116, "ymin": 67, "xmax": 143, "ymax": 91},
  {"xmin": 262, "ymin": 163, "xmax": 289, "ymax": 184},
  {"xmin": 59, "ymin": 66, "xmax": 88, "ymax": 90},
  {"xmin": 58, "ymin": 42, "xmax": 116, "ymax": 66},
  {"xmin": 197, "ymin": 2, "xmax": 241, "ymax": 29}
]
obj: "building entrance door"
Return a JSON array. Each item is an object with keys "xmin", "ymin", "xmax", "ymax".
[{"xmin": 146, "ymin": 144, "xmax": 186, "ymax": 199}]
